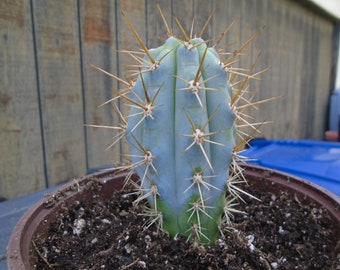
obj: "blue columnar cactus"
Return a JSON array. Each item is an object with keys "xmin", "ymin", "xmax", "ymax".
[{"xmin": 102, "ymin": 10, "xmax": 263, "ymax": 245}]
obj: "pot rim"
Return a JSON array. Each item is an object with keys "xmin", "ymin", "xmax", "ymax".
[
  {"xmin": 6, "ymin": 168, "xmax": 128, "ymax": 269},
  {"xmin": 242, "ymin": 164, "xmax": 340, "ymax": 215}
]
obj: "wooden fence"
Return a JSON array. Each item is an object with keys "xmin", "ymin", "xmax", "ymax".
[{"xmin": 1, "ymin": 0, "xmax": 339, "ymax": 199}]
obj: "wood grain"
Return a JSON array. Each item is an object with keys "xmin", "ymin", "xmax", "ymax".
[
  {"xmin": 0, "ymin": 1, "xmax": 45, "ymax": 199},
  {"xmin": 115, "ymin": 0, "xmax": 147, "ymax": 161},
  {"xmin": 31, "ymin": 0, "xmax": 86, "ymax": 187},
  {"xmin": 80, "ymin": 0, "xmax": 120, "ymax": 168}
]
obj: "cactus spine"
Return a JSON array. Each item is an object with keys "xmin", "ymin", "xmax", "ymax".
[{"xmin": 98, "ymin": 9, "xmax": 264, "ymax": 245}]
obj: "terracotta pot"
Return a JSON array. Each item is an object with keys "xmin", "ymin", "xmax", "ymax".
[
  {"xmin": 7, "ymin": 164, "xmax": 340, "ymax": 269},
  {"xmin": 325, "ymin": 130, "xmax": 339, "ymax": 142}
]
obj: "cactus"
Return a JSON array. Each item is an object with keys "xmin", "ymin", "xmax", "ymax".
[{"xmin": 94, "ymin": 8, "xmax": 266, "ymax": 245}]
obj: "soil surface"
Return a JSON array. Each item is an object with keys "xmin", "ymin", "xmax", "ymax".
[{"xmin": 31, "ymin": 181, "xmax": 339, "ymax": 269}]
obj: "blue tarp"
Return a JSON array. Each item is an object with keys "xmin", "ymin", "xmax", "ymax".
[{"xmin": 241, "ymin": 139, "xmax": 340, "ymax": 196}]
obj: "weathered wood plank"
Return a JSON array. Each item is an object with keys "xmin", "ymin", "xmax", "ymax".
[
  {"xmin": 115, "ymin": 0, "xmax": 147, "ymax": 159},
  {"xmin": 145, "ymin": 0, "xmax": 172, "ymax": 48},
  {"xmin": 193, "ymin": 0, "xmax": 213, "ymax": 40},
  {"xmin": 32, "ymin": 1, "xmax": 86, "ymax": 186},
  {"xmin": 261, "ymin": 0, "xmax": 284, "ymax": 138},
  {"xmin": 311, "ymin": 16, "xmax": 333, "ymax": 139},
  {"xmin": 246, "ymin": 0, "xmax": 271, "ymax": 140},
  {"xmin": 284, "ymin": 2, "xmax": 304, "ymax": 138},
  {"xmin": 235, "ymin": 0, "xmax": 263, "ymax": 142},
  {"xmin": 0, "ymin": 1, "xmax": 45, "ymax": 199},
  {"xmin": 211, "ymin": 0, "xmax": 229, "ymax": 49},
  {"xmin": 79, "ymin": 0, "xmax": 120, "ymax": 168},
  {"xmin": 172, "ymin": 0, "xmax": 194, "ymax": 39},
  {"xmin": 298, "ymin": 8, "xmax": 316, "ymax": 138}
]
